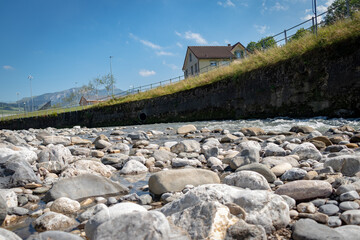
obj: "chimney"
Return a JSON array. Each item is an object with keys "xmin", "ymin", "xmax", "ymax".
[{"xmin": 227, "ymin": 44, "xmax": 231, "ymax": 46}]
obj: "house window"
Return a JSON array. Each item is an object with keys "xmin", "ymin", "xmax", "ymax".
[
  {"xmin": 210, "ymin": 61, "xmax": 217, "ymax": 66},
  {"xmin": 191, "ymin": 66, "xmax": 193, "ymax": 75},
  {"xmin": 189, "ymin": 53, "xmax": 192, "ymax": 62},
  {"xmin": 195, "ymin": 63, "xmax": 198, "ymax": 73},
  {"xmin": 235, "ymin": 50, "xmax": 244, "ymax": 59}
]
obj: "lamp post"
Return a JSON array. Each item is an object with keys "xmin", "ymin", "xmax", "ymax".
[
  {"xmin": 312, "ymin": 0, "xmax": 318, "ymax": 35},
  {"xmin": 110, "ymin": 56, "xmax": 114, "ymax": 96},
  {"xmin": 16, "ymin": 92, "xmax": 20, "ymax": 113},
  {"xmin": 28, "ymin": 75, "xmax": 34, "ymax": 112}
]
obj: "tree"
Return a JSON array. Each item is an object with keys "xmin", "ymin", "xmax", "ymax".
[
  {"xmin": 62, "ymin": 91, "xmax": 77, "ymax": 106},
  {"xmin": 101, "ymin": 73, "xmax": 116, "ymax": 96},
  {"xmin": 324, "ymin": 0, "xmax": 360, "ymax": 25},
  {"xmin": 289, "ymin": 28, "xmax": 311, "ymax": 41},
  {"xmin": 257, "ymin": 36, "xmax": 277, "ymax": 50},
  {"xmin": 246, "ymin": 41, "xmax": 259, "ymax": 53}
]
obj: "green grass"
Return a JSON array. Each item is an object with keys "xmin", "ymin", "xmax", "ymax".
[{"xmin": 2, "ymin": 13, "xmax": 360, "ymax": 121}]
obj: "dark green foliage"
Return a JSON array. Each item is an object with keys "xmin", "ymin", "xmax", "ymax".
[{"xmin": 324, "ymin": 0, "xmax": 360, "ymax": 25}]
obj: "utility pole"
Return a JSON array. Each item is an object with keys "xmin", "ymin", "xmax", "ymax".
[
  {"xmin": 28, "ymin": 75, "xmax": 34, "ymax": 112},
  {"xmin": 312, "ymin": 0, "xmax": 318, "ymax": 35},
  {"xmin": 110, "ymin": 56, "xmax": 114, "ymax": 96}
]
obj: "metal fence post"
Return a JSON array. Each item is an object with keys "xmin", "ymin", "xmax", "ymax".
[
  {"xmin": 346, "ymin": 0, "xmax": 350, "ymax": 17},
  {"xmin": 284, "ymin": 30, "xmax": 288, "ymax": 44},
  {"xmin": 312, "ymin": 17, "xmax": 315, "ymax": 34}
]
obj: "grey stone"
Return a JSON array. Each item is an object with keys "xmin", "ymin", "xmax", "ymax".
[
  {"xmin": 71, "ymin": 147, "xmax": 91, "ymax": 156},
  {"xmin": 236, "ymin": 163, "xmax": 276, "ymax": 183},
  {"xmin": 172, "ymin": 158, "xmax": 201, "ymax": 168},
  {"xmin": 17, "ymin": 194, "xmax": 28, "ymax": 206},
  {"xmin": 225, "ymin": 219, "xmax": 266, "ymax": 240},
  {"xmin": 311, "ymin": 199, "xmax": 327, "ymax": 207},
  {"xmin": 37, "ymin": 144, "xmax": 73, "ymax": 166},
  {"xmin": 319, "ymin": 204, "xmax": 339, "ymax": 216},
  {"xmin": 42, "ymin": 136, "xmax": 71, "ymax": 146},
  {"xmin": 0, "ymin": 194, "xmax": 7, "ymax": 225},
  {"xmin": 101, "ymin": 153, "xmax": 128, "ymax": 166},
  {"xmin": 128, "ymin": 131, "xmax": 149, "ymax": 140},
  {"xmin": 119, "ymin": 160, "xmax": 148, "ymax": 174},
  {"xmin": 0, "ymin": 189, "xmax": 18, "ymax": 208},
  {"xmin": 263, "ymin": 143, "xmax": 286, "ymax": 157},
  {"xmin": 107, "ymin": 197, "xmax": 117, "ymax": 205},
  {"xmin": 110, "ymin": 143, "xmax": 130, "ymax": 155},
  {"xmin": 149, "ymin": 169, "xmax": 220, "ymax": 195},
  {"xmin": 340, "ymin": 201, "xmax": 359, "ymax": 211},
  {"xmin": 8, "ymin": 206, "xmax": 29, "ymax": 216},
  {"xmin": 324, "ymin": 155, "xmax": 360, "ymax": 176},
  {"xmin": 340, "ymin": 209, "xmax": 360, "ymax": 224},
  {"xmin": 37, "ymin": 161, "xmax": 64, "ymax": 174},
  {"xmin": 230, "ymin": 148, "xmax": 260, "ymax": 170},
  {"xmin": 262, "ymin": 156, "xmax": 300, "ymax": 167},
  {"xmin": 33, "ymin": 211, "xmax": 79, "ymax": 231},
  {"xmin": 153, "ymin": 150, "xmax": 176, "ymax": 163},
  {"xmin": 95, "ymin": 139, "xmax": 112, "ymax": 149},
  {"xmin": 43, "ymin": 174, "xmax": 128, "ymax": 202},
  {"xmin": 85, "ymin": 202, "xmax": 148, "ymax": 239},
  {"xmin": 26, "ymin": 231, "xmax": 83, "ymax": 240},
  {"xmin": 0, "ymin": 228, "xmax": 22, "ymax": 240},
  {"xmin": 224, "ymin": 171, "xmax": 270, "ymax": 190},
  {"xmin": 171, "ymin": 140, "xmax": 201, "ymax": 153},
  {"xmin": 177, "ymin": 124, "xmax": 197, "ymax": 134},
  {"xmin": 292, "ymin": 218, "xmax": 342, "ymax": 240},
  {"xmin": 92, "ymin": 211, "xmax": 189, "ymax": 240},
  {"xmin": 138, "ymin": 194, "xmax": 152, "ymax": 205},
  {"xmin": 328, "ymin": 216, "xmax": 342, "ymax": 227},
  {"xmin": 290, "ymin": 126, "xmax": 315, "ymax": 134},
  {"xmin": 0, "ymin": 154, "xmax": 41, "ymax": 188},
  {"xmin": 291, "ymin": 142, "xmax": 322, "ymax": 161},
  {"xmin": 50, "ymin": 197, "xmax": 81, "ymax": 215},
  {"xmin": 207, "ymin": 157, "xmax": 222, "ymax": 167},
  {"xmin": 60, "ymin": 159, "xmax": 113, "ymax": 178},
  {"xmin": 169, "ymin": 200, "xmax": 238, "ymax": 240},
  {"xmin": 340, "ymin": 190, "xmax": 360, "ymax": 201},
  {"xmin": 78, "ymin": 203, "xmax": 107, "ymax": 222},
  {"xmin": 281, "ymin": 168, "xmax": 307, "ymax": 181},
  {"xmin": 334, "ymin": 225, "xmax": 360, "ymax": 240},
  {"xmin": 275, "ymin": 180, "xmax": 332, "ymax": 201},
  {"xmin": 161, "ymin": 184, "xmax": 290, "ymax": 233},
  {"xmin": 240, "ymin": 127, "xmax": 266, "ymax": 136}
]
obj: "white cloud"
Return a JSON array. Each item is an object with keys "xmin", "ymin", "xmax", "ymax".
[
  {"xmin": 301, "ymin": 14, "xmax": 313, "ymax": 21},
  {"xmin": 175, "ymin": 31, "xmax": 182, "ymax": 37},
  {"xmin": 225, "ymin": 39, "xmax": 231, "ymax": 44},
  {"xmin": 184, "ymin": 31, "xmax": 208, "ymax": 45},
  {"xmin": 217, "ymin": 0, "xmax": 235, "ymax": 7},
  {"xmin": 3, "ymin": 65, "xmax": 14, "ymax": 70},
  {"xmin": 301, "ymin": 0, "xmax": 334, "ymax": 21},
  {"xmin": 163, "ymin": 61, "xmax": 179, "ymax": 70},
  {"xmin": 139, "ymin": 69, "xmax": 156, "ymax": 77},
  {"xmin": 270, "ymin": 2, "xmax": 288, "ymax": 11},
  {"xmin": 156, "ymin": 51, "xmax": 174, "ymax": 56},
  {"xmin": 129, "ymin": 33, "xmax": 161, "ymax": 50},
  {"xmin": 176, "ymin": 42, "xmax": 183, "ymax": 48},
  {"xmin": 254, "ymin": 24, "xmax": 269, "ymax": 34}
]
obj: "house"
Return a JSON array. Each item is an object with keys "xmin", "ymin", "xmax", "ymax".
[
  {"xmin": 79, "ymin": 96, "xmax": 105, "ymax": 106},
  {"xmin": 182, "ymin": 42, "xmax": 248, "ymax": 78}
]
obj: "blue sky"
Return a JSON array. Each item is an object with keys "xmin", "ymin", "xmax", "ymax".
[{"xmin": 0, "ymin": 0, "xmax": 334, "ymax": 102}]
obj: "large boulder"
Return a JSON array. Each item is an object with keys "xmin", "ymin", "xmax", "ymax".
[
  {"xmin": 0, "ymin": 228, "xmax": 22, "ymax": 240},
  {"xmin": 43, "ymin": 174, "xmax": 128, "ymax": 202},
  {"xmin": 291, "ymin": 142, "xmax": 322, "ymax": 161},
  {"xmin": 292, "ymin": 219, "xmax": 342, "ymax": 240},
  {"xmin": 85, "ymin": 202, "xmax": 148, "ymax": 239},
  {"xmin": 60, "ymin": 160, "xmax": 113, "ymax": 178},
  {"xmin": 149, "ymin": 169, "xmax": 220, "ymax": 195},
  {"xmin": 37, "ymin": 144, "xmax": 73, "ymax": 167},
  {"xmin": 91, "ymin": 211, "xmax": 189, "ymax": 240},
  {"xmin": 161, "ymin": 184, "xmax": 290, "ymax": 233},
  {"xmin": 0, "ymin": 154, "xmax": 41, "ymax": 188},
  {"xmin": 169, "ymin": 200, "xmax": 238, "ymax": 239},
  {"xmin": 224, "ymin": 171, "xmax": 270, "ymax": 190},
  {"xmin": 236, "ymin": 163, "xmax": 276, "ymax": 183},
  {"xmin": 275, "ymin": 180, "xmax": 332, "ymax": 201},
  {"xmin": 324, "ymin": 155, "xmax": 360, "ymax": 176},
  {"xmin": 33, "ymin": 211, "xmax": 79, "ymax": 232},
  {"xmin": 0, "ymin": 147, "xmax": 37, "ymax": 164}
]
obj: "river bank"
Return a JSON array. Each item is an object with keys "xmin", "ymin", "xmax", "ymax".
[{"xmin": 0, "ymin": 118, "xmax": 360, "ymax": 239}]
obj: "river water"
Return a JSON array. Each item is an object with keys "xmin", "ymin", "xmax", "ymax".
[{"xmin": 8, "ymin": 117, "xmax": 360, "ymax": 238}]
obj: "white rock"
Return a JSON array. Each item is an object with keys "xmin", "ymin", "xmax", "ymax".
[
  {"xmin": 50, "ymin": 197, "xmax": 81, "ymax": 215},
  {"xmin": 119, "ymin": 160, "xmax": 148, "ymax": 174},
  {"xmin": 224, "ymin": 171, "xmax": 270, "ymax": 190}
]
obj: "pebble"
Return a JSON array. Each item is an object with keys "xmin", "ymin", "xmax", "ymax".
[
  {"xmin": 339, "ymin": 201, "xmax": 359, "ymax": 211},
  {"xmin": 319, "ymin": 204, "xmax": 340, "ymax": 216}
]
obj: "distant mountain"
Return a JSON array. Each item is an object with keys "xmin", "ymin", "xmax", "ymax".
[{"xmin": 17, "ymin": 87, "xmax": 124, "ymax": 110}]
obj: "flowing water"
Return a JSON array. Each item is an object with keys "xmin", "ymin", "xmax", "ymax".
[{"xmin": 8, "ymin": 117, "xmax": 360, "ymax": 238}]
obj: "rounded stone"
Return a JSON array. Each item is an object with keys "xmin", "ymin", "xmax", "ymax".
[
  {"xmin": 50, "ymin": 197, "xmax": 81, "ymax": 215},
  {"xmin": 339, "ymin": 201, "xmax": 359, "ymax": 211},
  {"xmin": 319, "ymin": 204, "xmax": 339, "ymax": 216},
  {"xmin": 328, "ymin": 216, "xmax": 342, "ymax": 227}
]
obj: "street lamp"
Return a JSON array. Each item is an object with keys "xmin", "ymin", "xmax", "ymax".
[
  {"xmin": 110, "ymin": 56, "xmax": 114, "ymax": 96},
  {"xmin": 16, "ymin": 92, "xmax": 20, "ymax": 113},
  {"xmin": 28, "ymin": 75, "xmax": 34, "ymax": 112},
  {"xmin": 312, "ymin": 0, "xmax": 318, "ymax": 35}
]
